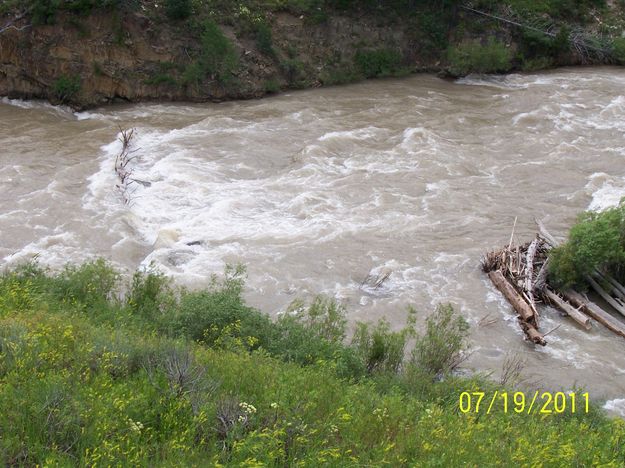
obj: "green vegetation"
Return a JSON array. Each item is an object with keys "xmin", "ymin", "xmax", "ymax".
[
  {"xmin": 474, "ymin": 0, "xmax": 606, "ymax": 21},
  {"xmin": 355, "ymin": 48, "xmax": 407, "ymax": 78},
  {"xmin": 183, "ymin": 20, "xmax": 240, "ymax": 88},
  {"xmin": 263, "ymin": 78, "xmax": 280, "ymax": 93},
  {"xmin": 51, "ymin": 74, "xmax": 81, "ymax": 103},
  {"xmin": 0, "ymin": 260, "xmax": 624, "ymax": 465},
  {"xmin": 612, "ymin": 37, "xmax": 625, "ymax": 64},
  {"xmin": 145, "ymin": 61, "xmax": 180, "ymax": 87},
  {"xmin": 164, "ymin": 0, "xmax": 192, "ymax": 20},
  {"xmin": 447, "ymin": 38, "xmax": 513, "ymax": 76},
  {"xmin": 549, "ymin": 201, "xmax": 625, "ymax": 289}
]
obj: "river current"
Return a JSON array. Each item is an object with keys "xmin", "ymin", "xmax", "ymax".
[{"xmin": 2, "ymin": 68, "xmax": 625, "ymax": 414}]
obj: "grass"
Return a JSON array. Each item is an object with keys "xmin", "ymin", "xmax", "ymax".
[
  {"xmin": 446, "ymin": 37, "xmax": 513, "ymax": 76},
  {"xmin": 0, "ymin": 260, "xmax": 624, "ymax": 465}
]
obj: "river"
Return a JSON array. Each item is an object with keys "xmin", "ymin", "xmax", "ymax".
[{"xmin": 2, "ymin": 67, "xmax": 625, "ymax": 414}]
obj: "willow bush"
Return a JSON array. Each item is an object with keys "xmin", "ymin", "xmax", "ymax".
[{"xmin": 549, "ymin": 201, "xmax": 625, "ymax": 288}]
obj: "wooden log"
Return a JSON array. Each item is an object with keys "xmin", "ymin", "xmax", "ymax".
[
  {"xmin": 535, "ymin": 219, "xmax": 625, "ymax": 318},
  {"xmin": 488, "ymin": 270, "xmax": 534, "ymax": 321},
  {"xmin": 534, "ymin": 257, "xmax": 550, "ymax": 292},
  {"xmin": 524, "ymin": 237, "xmax": 540, "ymax": 326},
  {"xmin": 586, "ymin": 275, "xmax": 625, "ymax": 318},
  {"xmin": 562, "ymin": 289, "xmax": 625, "ymax": 339},
  {"xmin": 525, "ymin": 326, "xmax": 546, "ymax": 345},
  {"xmin": 543, "ymin": 289, "xmax": 591, "ymax": 330},
  {"xmin": 605, "ymin": 274, "xmax": 625, "ymax": 297},
  {"xmin": 525, "ymin": 237, "xmax": 538, "ymax": 302},
  {"xmin": 595, "ymin": 271, "xmax": 625, "ymax": 302},
  {"xmin": 488, "ymin": 270, "xmax": 546, "ymax": 345},
  {"xmin": 535, "ymin": 219, "xmax": 559, "ymax": 247}
]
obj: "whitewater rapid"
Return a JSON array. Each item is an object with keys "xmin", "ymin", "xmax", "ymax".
[{"xmin": 2, "ymin": 68, "xmax": 625, "ymax": 412}]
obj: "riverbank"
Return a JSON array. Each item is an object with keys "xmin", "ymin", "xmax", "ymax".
[
  {"xmin": 1, "ymin": 0, "xmax": 624, "ymax": 109},
  {"xmin": 1, "ymin": 260, "xmax": 624, "ymax": 465}
]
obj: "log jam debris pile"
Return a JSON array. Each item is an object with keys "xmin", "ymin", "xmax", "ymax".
[{"xmin": 482, "ymin": 221, "xmax": 625, "ymax": 346}]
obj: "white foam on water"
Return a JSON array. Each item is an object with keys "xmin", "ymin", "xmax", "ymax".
[
  {"xmin": 318, "ymin": 126, "xmax": 381, "ymax": 141},
  {"xmin": 2, "ymin": 232, "xmax": 79, "ymax": 267},
  {"xmin": 82, "ymin": 121, "xmax": 433, "ymax": 285},
  {"xmin": 603, "ymin": 399, "xmax": 625, "ymax": 417},
  {"xmin": 586, "ymin": 173, "xmax": 625, "ymax": 211},
  {"xmin": 1, "ymin": 96, "xmax": 74, "ymax": 117}
]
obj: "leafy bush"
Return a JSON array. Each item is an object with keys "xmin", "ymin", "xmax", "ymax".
[
  {"xmin": 410, "ymin": 303, "xmax": 469, "ymax": 377},
  {"xmin": 51, "ymin": 258, "xmax": 119, "ymax": 307},
  {"xmin": 355, "ymin": 48, "xmax": 406, "ymax": 78},
  {"xmin": 280, "ymin": 57, "xmax": 307, "ymax": 86},
  {"xmin": 255, "ymin": 20, "xmax": 275, "ymax": 57},
  {"xmin": 166, "ymin": 265, "xmax": 275, "ymax": 348},
  {"xmin": 164, "ymin": 0, "xmax": 192, "ymax": 20},
  {"xmin": 447, "ymin": 38, "xmax": 513, "ymax": 76},
  {"xmin": 263, "ymin": 78, "xmax": 280, "ymax": 93},
  {"xmin": 185, "ymin": 20, "xmax": 239, "ymax": 87},
  {"xmin": 126, "ymin": 266, "xmax": 175, "ymax": 318},
  {"xmin": 549, "ymin": 202, "xmax": 625, "ymax": 288},
  {"xmin": 320, "ymin": 63, "xmax": 362, "ymax": 85},
  {"xmin": 51, "ymin": 74, "xmax": 81, "ymax": 103},
  {"xmin": 612, "ymin": 37, "xmax": 625, "ymax": 64}
]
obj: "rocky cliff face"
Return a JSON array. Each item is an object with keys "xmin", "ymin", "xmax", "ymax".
[{"xmin": 0, "ymin": 9, "xmax": 430, "ymax": 109}]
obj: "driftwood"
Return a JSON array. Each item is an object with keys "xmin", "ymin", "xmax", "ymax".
[
  {"xmin": 488, "ymin": 270, "xmax": 545, "ymax": 345},
  {"xmin": 113, "ymin": 128, "xmax": 150, "ymax": 205},
  {"xmin": 594, "ymin": 271, "xmax": 625, "ymax": 302},
  {"xmin": 537, "ymin": 220, "xmax": 625, "ymax": 319},
  {"xmin": 361, "ymin": 267, "xmax": 392, "ymax": 290},
  {"xmin": 563, "ymin": 290, "xmax": 625, "ymax": 339},
  {"xmin": 461, "ymin": 5, "xmax": 612, "ymax": 62},
  {"xmin": 604, "ymin": 273, "xmax": 625, "ymax": 298},
  {"xmin": 543, "ymin": 289, "xmax": 591, "ymax": 330},
  {"xmin": 586, "ymin": 275, "xmax": 625, "ymax": 318}
]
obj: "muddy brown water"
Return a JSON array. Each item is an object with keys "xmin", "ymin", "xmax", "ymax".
[{"xmin": 2, "ymin": 68, "xmax": 625, "ymax": 414}]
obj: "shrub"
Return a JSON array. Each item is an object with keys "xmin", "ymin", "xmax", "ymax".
[
  {"xmin": 320, "ymin": 64, "xmax": 362, "ymax": 85},
  {"xmin": 354, "ymin": 48, "xmax": 405, "ymax": 78},
  {"xmin": 518, "ymin": 27, "xmax": 570, "ymax": 65},
  {"xmin": 164, "ymin": 0, "xmax": 192, "ymax": 20},
  {"xmin": 351, "ymin": 313, "xmax": 416, "ymax": 374},
  {"xmin": 280, "ymin": 57, "xmax": 306, "ymax": 85},
  {"xmin": 255, "ymin": 20, "xmax": 275, "ymax": 57},
  {"xmin": 126, "ymin": 266, "xmax": 175, "ymax": 318},
  {"xmin": 612, "ymin": 37, "xmax": 625, "ymax": 64},
  {"xmin": 549, "ymin": 202, "xmax": 625, "ymax": 288},
  {"xmin": 263, "ymin": 79, "xmax": 280, "ymax": 93},
  {"xmin": 166, "ymin": 265, "xmax": 277, "ymax": 349},
  {"xmin": 447, "ymin": 38, "xmax": 513, "ymax": 76},
  {"xmin": 51, "ymin": 74, "xmax": 81, "ymax": 103},
  {"xmin": 410, "ymin": 303, "xmax": 469, "ymax": 377},
  {"xmin": 51, "ymin": 258, "xmax": 119, "ymax": 307},
  {"xmin": 285, "ymin": 296, "xmax": 347, "ymax": 343},
  {"xmin": 189, "ymin": 20, "xmax": 239, "ymax": 87}
]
